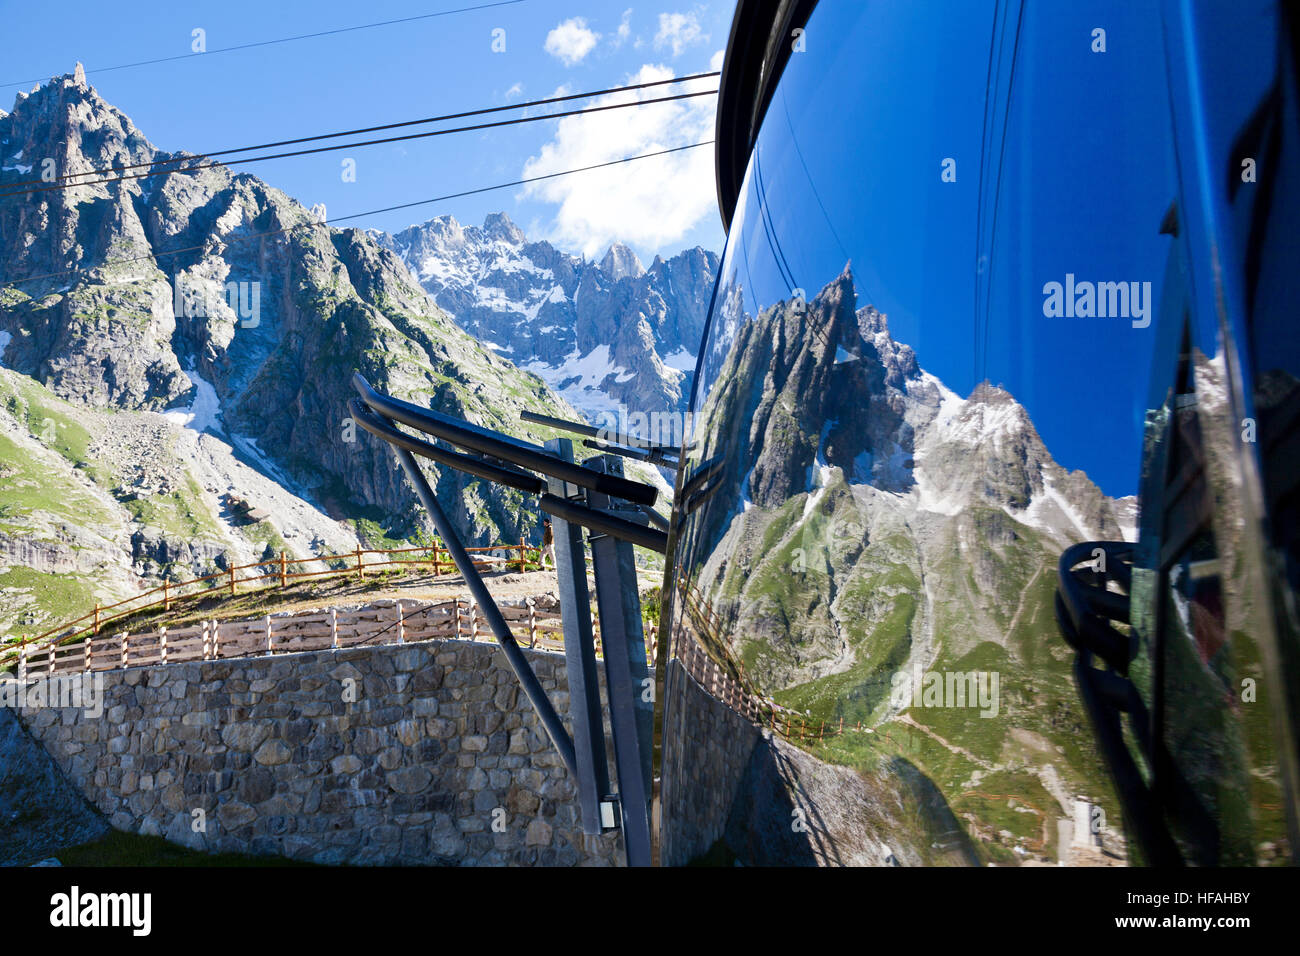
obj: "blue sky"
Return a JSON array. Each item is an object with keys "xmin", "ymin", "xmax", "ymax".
[
  {"xmin": 1, "ymin": 0, "xmax": 732, "ymax": 262},
  {"xmin": 4, "ymin": 0, "xmax": 1195, "ymax": 497},
  {"xmin": 708, "ymin": 0, "xmax": 1178, "ymax": 497}
]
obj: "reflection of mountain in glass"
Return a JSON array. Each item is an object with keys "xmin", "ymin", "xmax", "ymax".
[{"xmin": 679, "ymin": 267, "xmax": 1139, "ymax": 862}]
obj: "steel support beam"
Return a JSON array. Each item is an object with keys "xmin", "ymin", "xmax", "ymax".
[
  {"xmin": 588, "ymin": 455, "xmax": 655, "ymax": 867},
  {"xmin": 545, "ymin": 438, "xmax": 612, "ymax": 836}
]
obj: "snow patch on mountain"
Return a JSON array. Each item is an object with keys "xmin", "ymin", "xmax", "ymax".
[
  {"xmin": 662, "ymin": 347, "xmax": 696, "ymax": 371},
  {"xmin": 524, "ymin": 345, "xmax": 638, "ymax": 417},
  {"xmin": 918, "ymin": 371, "xmax": 964, "ymax": 429},
  {"xmin": 161, "ymin": 368, "xmax": 222, "ymax": 433}
]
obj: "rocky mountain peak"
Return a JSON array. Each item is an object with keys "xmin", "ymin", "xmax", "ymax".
[
  {"xmin": 425, "ymin": 214, "xmax": 463, "ymax": 239},
  {"xmin": 0, "ymin": 78, "xmax": 614, "ymax": 592},
  {"xmin": 694, "ymin": 266, "xmax": 1131, "ymax": 549},
  {"xmin": 3, "ymin": 68, "xmax": 155, "ymax": 196},
  {"xmin": 967, "ymin": 381, "xmax": 1017, "ymax": 406},
  {"xmin": 854, "ymin": 304, "xmax": 920, "ymax": 387},
  {"xmin": 482, "ymin": 211, "xmax": 525, "ymax": 245},
  {"xmin": 375, "ymin": 216, "xmax": 718, "ymax": 419},
  {"xmin": 600, "ymin": 242, "xmax": 645, "ymax": 280}
]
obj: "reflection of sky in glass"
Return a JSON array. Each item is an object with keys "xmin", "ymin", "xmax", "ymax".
[{"xmin": 697, "ymin": 0, "xmax": 1200, "ymax": 497}]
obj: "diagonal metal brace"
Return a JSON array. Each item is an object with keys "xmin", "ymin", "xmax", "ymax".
[{"xmin": 388, "ymin": 443, "xmax": 579, "ymax": 779}]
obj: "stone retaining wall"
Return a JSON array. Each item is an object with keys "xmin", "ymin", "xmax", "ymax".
[
  {"xmin": 658, "ymin": 659, "xmax": 763, "ymax": 865},
  {"xmin": 17, "ymin": 640, "xmax": 625, "ymax": 866}
]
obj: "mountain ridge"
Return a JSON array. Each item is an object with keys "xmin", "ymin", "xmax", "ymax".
[
  {"xmin": 370, "ymin": 211, "xmax": 718, "ymax": 434},
  {"xmin": 678, "ymin": 266, "xmax": 1134, "ymax": 859},
  {"xmin": 0, "ymin": 72, "xmax": 674, "ymax": 637}
]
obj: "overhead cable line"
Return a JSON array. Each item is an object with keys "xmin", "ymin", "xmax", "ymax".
[
  {"xmin": 2, "ymin": 71, "xmax": 721, "ymax": 190},
  {"xmin": 978, "ymin": 0, "xmax": 1025, "ymax": 387},
  {"xmin": 972, "ymin": 0, "xmax": 1004, "ymax": 389},
  {"xmin": 0, "ymin": 0, "xmax": 528, "ymax": 88},
  {"xmin": 0, "ymin": 89, "xmax": 716, "ymax": 200},
  {"xmin": 0, "ymin": 141, "xmax": 713, "ymax": 288}
]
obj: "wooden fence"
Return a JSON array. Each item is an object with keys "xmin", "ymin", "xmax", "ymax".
[
  {"xmin": 673, "ymin": 578, "xmax": 857, "ymax": 746},
  {"xmin": 11, "ymin": 596, "xmax": 661, "ymax": 679},
  {"xmin": 676, "ymin": 637, "xmax": 847, "ymax": 745},
  {"xmin": 1, "ymin": 540, "xmax": 545, "ymax": 671}
]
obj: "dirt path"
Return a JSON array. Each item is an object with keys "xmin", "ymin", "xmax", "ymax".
[
  {"xmin": 894, "ymin": 713, "xmax": 997, "ymax": 771},
  {"xmin": 1005, "ymin": 563, "xmax": 1044, "ymax": 639}
]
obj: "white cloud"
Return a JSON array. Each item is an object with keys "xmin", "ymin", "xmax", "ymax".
[
  {"xmin": 654, "ymin": 11, "xmax": 706, "ymax": 57},
  {"xmin": 545, "ymin": 17, "xmax": 601, "ymax": 66},
  {"xmin": 614, "ymin": 9, "xmax": 632, "ymax": 47},
  {"xmin": 520, "ymin": 65, "xmax": 717, "ymax": 258},
  {"xmin": 505, "ymin": 82, "xmax": 524, "ymax": 99}
]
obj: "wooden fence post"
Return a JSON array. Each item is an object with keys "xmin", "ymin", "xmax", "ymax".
[
  {"xmin": 431, "ymin": 542, "xmax": 440, "ymax": 577},
  {"xmin": 212, "ymin": 621, "xmax": 221, "ymax": 659},
  {"xmin": 84, "ymin": 636, "xmax": 93, "ymax": 672},
  {"xmin": 93, "ymin": 602, "xmax": 100, "ymax": 636},
  {"xmin": 160, "ymin": 626, "xmax": 168, "ymax": 665},
  {"xmin": 280, "ymin": 551, "xmax": 287, "ymax": 588},
  {"xmin": 356, "ymin": 548, "xmax": 364, "ymax": 580},
  {"xmin": 331, "ymin": 607, "xmax": 339, "ymax": 649},
  {"xmin": 202, "ymin": 621, "xmax": 210, "ymax": 660},
  {"xmin": 265, "ymin": 614, "xmax": 273, "ymax": 655},
  {"xmin": 120, "ymin": 632, "xmax": 128, "ymax": 670},
  {"xmin": 228, "ymin": 566, "xmax": 236, "ymax": 597},
  {"xmin": 518, "ymin": 536, "xmax": 527, "ymax": 574}
]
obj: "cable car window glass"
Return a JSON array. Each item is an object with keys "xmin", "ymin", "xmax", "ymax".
[{"xmin": 658, "ymin": 0, "xmax": 1291, "ymax": 866}]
